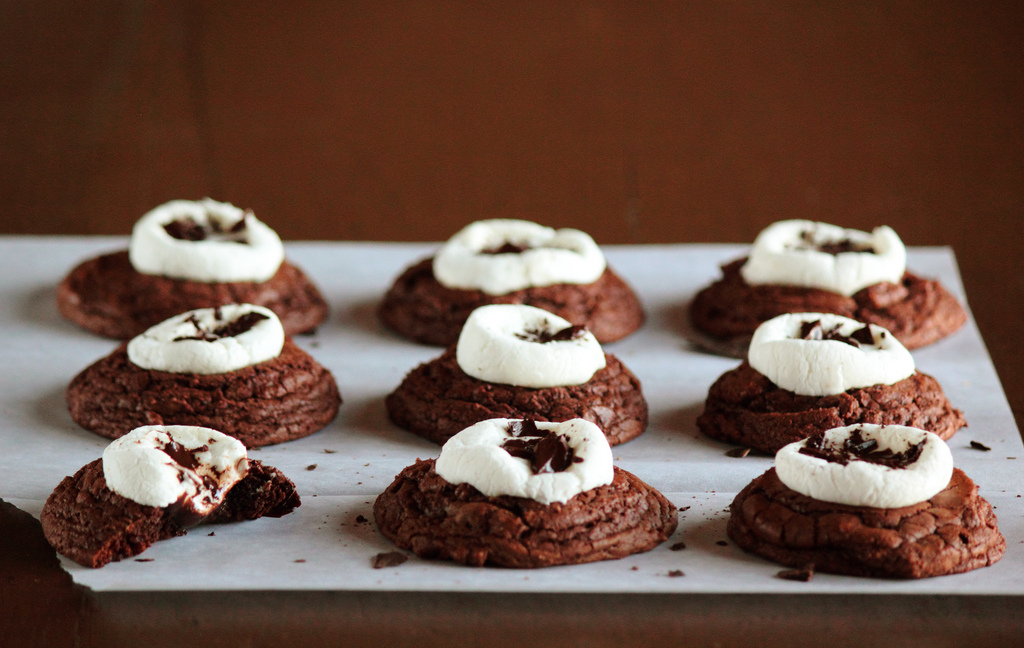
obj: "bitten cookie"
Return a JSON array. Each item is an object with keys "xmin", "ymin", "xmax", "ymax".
[
  {"xmin": 374, "ymin": 419, "xmax": 677, "ymax": 567},
  {"xmin": 689, "ymin": 221, "xmax": 966, "ymax": 356},
  {"xmin": 378, "ymin": 219, "xmax": 644, "ymax": 345},
  {"xmin": 41, "ymin": 425, "xmax": 301, "ymax": 568},
  {"xmin": 67, "ymin": 305, "xmax": 341, "ymax": 448},
  {"xmin": 697, "ymin": 313, "xmax": 965, "ymax": 453},
  {"xmin": 57, "ymin": 199, "xmax": 328, "ymax": 339},
  {"xmin": 727, "ymin": 425, "xmax": 1005, "ymax": 578},
  {"xmin": 386, "ymin": 304, "xmax": 648, "ymax": 446}
]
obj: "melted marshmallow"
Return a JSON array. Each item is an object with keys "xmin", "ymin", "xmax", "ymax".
[
  {"xmin": 127, "ymin": 304, "xmax": 285, "ymax": 375},
  {"xmin": 456, "ymin": 304, "xmax": 606, "ymax": 388},
  {"xmin": 775, "ymin": 424, "xmax": 953, "ymax": 508},
  {"xmin": 129, "ymin": 198, "xmax": 285, "ymax": 282},
  {"xmin": 740, "ymin": 220, "xmax": 906, "ymax": 296},
  {"xmin": 748, "ymin": 312, "xmax": 914, "ymax": 396},
  {"xmin": 432, "ymin": 219, "xmax": 607, "ymax": 295},
  {"xmin": 435, "ymin": 418, "xmax": 614, "ymax": 505},
  {"xmin": 102, "ymin": 425, "xmax": 248, "ymax": 512}
]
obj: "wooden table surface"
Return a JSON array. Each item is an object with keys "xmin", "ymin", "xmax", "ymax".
[{"xmin": 2, "ymin": 3, "xmax": 1022, "ymax": 646}]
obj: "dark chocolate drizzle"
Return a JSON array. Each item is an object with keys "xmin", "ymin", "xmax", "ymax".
[
  {"xmin": 158, "ymin": 439, "xmax": 208, "ymax": 471},
  {"xmin": 163, "ymin": 210, "xmax": 251, "ymax": 243},
  {"xmin": 798, "ymin": 426, "xmax": 925, "ymax": 468},
  {"xmin": 173, "ymin": 311, "xmax": 270, "ymax": 342},
  {"xmin": 515, "ymin": 324, "xmax": 588, "ymax": 344},
  {"xmin": 795, "ymin": 228, "xmax": 875, "ymax": 255},
  {"xmin": 797, "ymin": 319, "xmax": 876, "ymax": 348},
  {"xmin": 501, "ymin": 419, "xmax": 582, "ymax": 474}
]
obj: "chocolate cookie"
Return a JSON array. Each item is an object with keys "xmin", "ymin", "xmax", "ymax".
[
  {"xmin": 57, "ymin": 250, "xmax": 328, "ymax": 339},
  {"xmin": 697, "ymin": 361, "xmax": 965, "ymax": 453},
  {"xmin": 386, "ymin": 347, "xmax": 648, "ymax": 446},
  {"xmin": 374, "ymin": 459, "xmax": 677, "ymax": 568},
  {"xmin": 40, "ymin": 458, "xmax": 300, "ymax": 568},
  {"xmin": 727, "ymin": 467, "xmax": 1005, "ymax": 578},
  {"xmin": 377, "ymin": 257, "xmax": 645, "ymax": 346},
  {"xmin": 67, "ymin": 338, "xmax": 342, "ymax": 448},
  {"xmin": 689, "ymin": 259, "xmax": 967, "ymax": 356}
]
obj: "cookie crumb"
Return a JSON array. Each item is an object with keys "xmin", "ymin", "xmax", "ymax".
[
  {"xmin": 667, "ymin": 570, "xmax": 685, "ymax": 577},
  {"xmin": 670, "ymin": 541, "xmax": 686, "ymax": 551},
  {"xmin": 207, "ymin": 532, "xmax": 215, "ymax": 537},
  {"xmin": 306, "ymin": 464, "xmax": 318, "ymax": 471},
  {"xmin": 970, "ymin": 441, "xmax": 992, "ymax": 451},
  {"xmin": 134, "ymin": 558, "xmax": 154, "ymax": 562},
  {"xmin": 372, "ymin": 551, "xmax": 408, "ymax": 569},
  {"xmin": 324, "ymin": 449, "xmax": 337, "ymax": 454},
  {"xmin": 294, "ymin": 559, "xmax": 306, "ymax": 563},
  {"xmin": 678, "ymin": 506, "xmax": 691, "ymax": 512},
  {"xmin": 725, "ymin": 447, "xmax": 751, "ymax": 458},
  {"xmin": 630, "ymin": 566, "xmax": 639, "ymax": 571},
  {"xmin": 777, "ymin": 565, "xmax": 814, "ymax": 582}
]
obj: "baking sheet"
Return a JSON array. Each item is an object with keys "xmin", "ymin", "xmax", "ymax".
[{"xmin": 1, "ymin": 237, "xmax": 1020, "ymax": 593}]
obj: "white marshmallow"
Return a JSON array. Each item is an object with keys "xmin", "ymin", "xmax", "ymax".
[
  {"xmin": 127, "ymin": 304, "xmax": 285, "ymax": 375},
  {"xmin": 102, "ymin": 425, "xmax": 249, "ymax": 512},
  {"xmin": 748, "ymin": 312, "xmax": 914, "ymax": 396},
  {"xmin": 432, "ymin": 219, "xmax": 607, "ymax": 295},
  {"xmin": 435, "ymin": 418, "xmax": 614, "ymax": 505},
  {"xmin": 129, "ymin": 198, "xmax": 285, "ymax": 282},
  {"xmin": 456, "ymin": 304, "xmax": 606, "ymax": 388},
  {"xmin": 775, "ymin": 424, "xmax": 953, "ymax": 508},
  {"xmin": 740, "ymin": 220, "xmax": 906, "ymax": 296}
]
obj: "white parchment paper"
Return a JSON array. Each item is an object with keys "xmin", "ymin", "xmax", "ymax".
[{"xmin": 1, "ymin": 237, "xmax": 1020, "ymax": 593}]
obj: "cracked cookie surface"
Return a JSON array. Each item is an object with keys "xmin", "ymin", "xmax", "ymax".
[
  {"xmin": 378, "ymin": 257, "xmax": 644, "ymax": 346},
  {"xmin": 67, "ymin": 338, "xmax": 341, "ymax": 448},
  {"xmin": 697, "ymin": 362, "xmax": 965, "ymax": 453},
  {"xmin": 374, "ymin": 459, "xmax": 677, "ymax": 568},
  {"xmin": 727, "ymin": 467, "xmax": 1004, "ymax": 578},
  {"xmin": 386, "ymin": 347, "xmax": 648, "ymax": 446},
  {"xmin": 57, "ymin": 250, "xmax": 328, "ymax": 339}
]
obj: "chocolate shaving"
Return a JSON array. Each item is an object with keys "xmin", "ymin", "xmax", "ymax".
[
  {"xmin": 798, "ymin": 319, "xmax": 875, "ymax": 349},
  {"xmin": 777, "ymin": 565, "xmax": 814, "ymax": 582},
  {"xmin": 970, "ymin": 440, "xmax": 992, "ymax": 451},
  {"xmin": 372, "ymin": 552, "xmax": 408, "ymax": 569},
  {"xmin": 670, "ymin": 541, "xmax": 687, "ymax": 551},
  {"xmin": 502, "ymin": 419, "xmax": 580, "ymax": 474},
  {"xmin": 797, "ymin": 228, "xmax": 875, "ymax": 255},
  {"xmin": 799, "ymin": 427, "xmax": 925, "ymax": 468},
  {"xmin": 162, "ymin": 210, "xmax": 251, "ymax": 243},
  {"xmin": 481, "ymin": 242, "xmax": 531, "ymax": 254},
  {"xmin": 515, "ymin": 324, "xmax": 588, "ymax": 344},
  {"xmin": 174, "ymin": 311, "xmax": 269, "ymax": 342}
]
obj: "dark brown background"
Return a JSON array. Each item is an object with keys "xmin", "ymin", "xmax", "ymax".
[{"xmin": 2, "ymin": 2, "xmax": 1022, "ymax": 646}]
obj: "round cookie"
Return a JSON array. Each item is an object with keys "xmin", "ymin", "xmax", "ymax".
[
  {"xmin": 374, "ymin": 458, "xmax": 677, "ymax": 568},
  {"xmin": 690, "ymin": 259, "xmax": 967, "ymax": 356},
  {"xmin": 386, "ymin": 347, "xmax": 647, "ymax": 446},
  {"xmin": 67, "ymin": 337, "xmax": 341, "ymax": 448},
  {"xmin": 57, "ymin": 250, "xmax": 328, "ymax": 339},
  {"xmin": 696, "ymin": 361, "xmax": 965, "ymax": 453},
  {"xmin": 379, "ymin": 257, "xmax": 644, "ymax": 346},
  {"xmin": 41, "ymin": 457, "xmax": 300, "ymax": 569},
  {"xmin": 727, "ymin": 467, "xmax": 1005, "ymax": 578}
]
